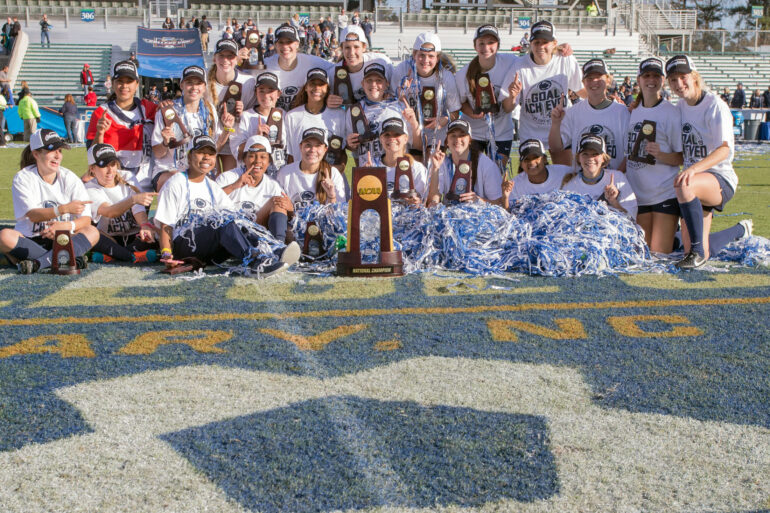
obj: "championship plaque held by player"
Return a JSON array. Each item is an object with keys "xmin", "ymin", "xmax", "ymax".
[
  {"xmin": 474, "ymin": 74, "xmax": 497, "ymax": 114},
  {"xmin": 445, "ymin": 160, "xmax": 472, "ymax": 203},
  {"xmin": 391, "ymin": 156, "xmax": 419, "ymax": 201},
  {"xmin": 222, "ymin": 81, "xmax": 242, "ymax": 121},
  {"xmin": 162, "ymin": 104, "xmax": 190, "ymax": 148},
  {"xmin": 244, "ymin": 29, "xmax": 265, "ymax": 70},
  {"xmin": 350, "ymin": 103, "xmax": 376, "ymax": 143},
  {"xmin": 421, "ymin": 86, "xmax": 437, "ymax": 120},
  {"xmin": 629, "ymin": 120, "xmax": 657, "ymax": 165},
  {"xmin": 337, "ymin": 167, "xmax": 404, "ymax": 277},
  {"xmin": 52, "ymin": 230, "xmax": 80, "ymax": 275},
  {"xmin": 325, "ymin": 135, "xmax": 347, "ymax": 168},
  {"xmin": 333, "ymin": 66, "xmax": 354, "ymax": 105}
]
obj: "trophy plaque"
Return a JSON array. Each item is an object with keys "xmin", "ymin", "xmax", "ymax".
[
  {"xmin": 445, "ymin": 159, "xmax": 473, "ymax": 203},
  {"xmin": 629, "ymin": 120, "xmax": 657, "ymax": 165},
  {"xmin": 421, "ymin": 86, "xmax": 437, "ymax": 120},
  {"xmin": 391, "ymin": 156, "xmax": 419, "ymax": 201},
  {"xmin": 325, "ymin": 135, "xmax": 347, "ymax": 168},
  {"xmin": 221, "ymin": 81, "xmax": 242, "ymax": 122},
  {"xmin": 161, "ymin": 103, "xmax": 191, "ymax": 149},
  {"xmin": 333, "ymin": 65, "xmax": 354, "ymax": 105},
  {"xmin": 303, "ymin": 221, "xmax": 325, "ymax": 258},
  {"xmin": 337, "ymin": 167, "xmax": 404, "ymax": 277},
  {"xmin": 350, "ymin": 103, "xmax": 376, "ymax": 143},
  {"xmin": 161, "ymin": 256, "xmax": 206, "ymax": 275},
  {"xmin": 474, "ymin": 73, "xmax": 497, "ymax": 114},
  {"xmin": 266, "ymin": 108, "xmax": 286, "ymax": 168},
  {"xmin": 52, "ymin": 230, "xmax": 80, "ymax": 275},
  {"xmin": 244, "ymin": 29, "xmax": 266, "ymax": 70}
]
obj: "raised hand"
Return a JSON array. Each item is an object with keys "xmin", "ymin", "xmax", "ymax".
[
  {"xmin": 132, "ymin": 192, "xmax": 158, "ymax": 207},
  {"xmin": 551, "ymin": 94, "xmax": 566, "ymax": 122},
  {"xmin": 508, "ymin": 72, "xmax": 522, "ymax": 101}
]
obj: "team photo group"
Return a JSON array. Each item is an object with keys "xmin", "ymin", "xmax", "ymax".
[{"xmin": 0, "ymin": 18, "xmax": 749, "ymax": 277}]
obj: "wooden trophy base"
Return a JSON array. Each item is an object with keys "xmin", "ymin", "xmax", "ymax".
[
  {"xmin": 337, "ymin": 250, "xmax": 404, "ymax": 277},
  {"xmin": 55, "ymin": 267, "xmax": 80, "ymax": 276}
]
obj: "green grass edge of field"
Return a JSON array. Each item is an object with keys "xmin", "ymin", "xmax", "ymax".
[{"xmin": 0, "ymin": 147, "xmax": 767, "ymax": 237}]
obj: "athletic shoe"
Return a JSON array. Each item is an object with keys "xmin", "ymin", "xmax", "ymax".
[
  {"xmin": 739, "ymin": 219, "xmax": 753, "ymax": 239},
  {"xmin": 17, "ymin": 259, "xmax": 40, "ymax": 274},
  {"xmin": 91, "ymin": 252, "xmax": 113, "ymax": 263},
  {"xmin": 133, "ymin": 249, "xmax": 158, "ymax": 263},
  {"xmin": 279, "ymin": 241, "xmax": 301, "ymax": 266},
  {"xmin": 260, "ymin": 261, "xmax": 290, "ymax": 278},
  {"xmin": 675, "ymin": 251, "xmax": 708, "ymax": 270}
]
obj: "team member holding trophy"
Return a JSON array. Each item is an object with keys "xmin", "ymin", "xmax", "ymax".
[
  {"xmin": 328, "ymin": 24, "xmax": 393, "ymax": 106},
  {"xmin": 0, "ymin": 129, "xmax": 98, "ymax": 274},
  {"xmin": 371, "ymin": 117, "xmax": 430, "ymax": 205},
  {"xmin": 427, "ymin": 119, "xmax": 503, "ymax": 206}
]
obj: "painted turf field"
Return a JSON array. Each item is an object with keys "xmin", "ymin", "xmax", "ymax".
[{"xmin": 0, "ymin": 146, "xmax": 770, "ymax": 512}]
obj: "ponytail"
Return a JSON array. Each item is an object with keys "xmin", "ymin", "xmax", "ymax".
[
  {"xmin": 20, "ymin": 145, "xmax": 35, "ymax": 168},
  {"xmin": 466, "ymin": 56, "xmax": 481, "ymax": 97},
  {"xmin": 207, "ymin": 64, "xmax": 220, "ymax": 107},
  {"xmin": 561, "ymin": 172, "xmax": 576, "ymax": 188},
  {"xmin": 315, "ymin": 160, "xmax": 333, "ymax": 204},
  {"xmin": 114, "ymin": 170, "xmax": 141, "ymax": 194}
]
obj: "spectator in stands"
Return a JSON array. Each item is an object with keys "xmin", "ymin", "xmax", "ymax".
[
  {"xmin": 719, "ymin": 87, "xmax": 730, "ymax": 104},
  {"xmin": 80, "ymin": 63, "xmax": 94, "ymax": 97},
  {"xmin": 18, "ymin": 89, "xmax": 40, "ymax": 141},
  {"xmin": 244, "ymin": 18, "xmax": 255, "ymax": 31},
  {"xmin": 352, "ymin": 11, "xmax": 361, "ymax": 26},
  {"xmin": 104, "ymin": 74, "xmax": 112, "ymax": 97},
  {"xmin": 162, "ymin": 17, "xmax": 174, "ymax": 29},
  {"xmin": 223, "ymin": 26, "xmax": 234, "ymax": 40},
  {"xmin": 8, "ymin": 17, "xmax": 20, "ymax": 54},
  {"xmin": 2, "ymin": 17, "xmax": 12, "ymax": 55},
  {"xmin": 624, "ymin": 85, "xmax": 639, "ymax": 106},
  {"xmin": 749, "ymin": 89, "xmax": 764, "ymax": 109},
  {"xmin": 84, "ymin": 86, "xmax": 97, "ymax": 106},
  {"xmin": 129, "ymin": 51, "xmax": 139, "ymax": 67},
  {"xmin": 191, "ymin": 16, "xmax": 199, "ymax": 29},
  {"xmin": 0, "ymin": 64, "xmax": 12, "ymax": 104},
  {"xmin": 39, "ymin": 14, "xmax": 52, "ymax": 48},
  {"xmin": 200, "ymin": 16, "xmax": 212, "ymax": 53},
  {"xmin": 147, "ymin": 84, "xmax": 160, "ymax": 103},
  {"xmin": 179, "ymin": 17, "xmax": 188, "ymax": 29},
  {"xmin": 160, "ymin": 84, "xmax": 174, "ymax": 101},
  {"xmin": 518, "ymin": 32, "xmax": 529, "ymax": 52},
  {"xmin": 337, "ymin": 9, "xmax": 348, "ymax": 41},
  {"xmin": 17, "ymin": 80, "xmax": 30, "ymax": 103},
  {"xmin": 362, "ymin": 16, "xmax": 373, "ymax": 48},
  {"xmin": 59, "ymin": 94, "xmax": 79, "ymax": 143},
  {"xmin": 730, "ymin": 82, "xmax": 746, "ymax": 108},
  {"xmin": 763, "ymin": 85, "xmax": 770, "ymax": 121}
]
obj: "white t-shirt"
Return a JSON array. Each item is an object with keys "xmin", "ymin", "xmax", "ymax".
[
  {"xmin": 85, "ymin": 170, "xmax": 145, "ymax": 236},
  {"xmin": 437, "ymin": 153, "xmax": 503, "ymax": 201},
  {"xmin": 505, "ymin": 53, "xmax": 583, "ymax": 146},
  {"xmin": 259, "ymin": 54, "xmax": 335, "ymax": 111},
  {"xmin": 210, "ymin": 71, "xmax": 257, "ymax": 156},
  {"xmin": 12, "ymin": 165, "xmax": 92, "ymax": 238},
  {"xmin": 561, "ymin": 169, "xmax": 638, "ymax": 219},
  {"xmin": 625, "ymin": 99, "xmax": 683, "ymax": 206},
  {"xmin": 392, "ymin": 60, "xmax": 462, "ymax": 146},
  {"xmin": 346, "ymin": 98, "xmax": 412, "ymax": 165},
  {"xmin": 154, "ymin": 171, "xmax": 236, "ymax": 238},
  {"xmin": 456, "ymin": 53, "xmax": 518, "ymax": 141},
  {"xmin": 509, "ymin": 164, "xmax": 571, "ymax": 202},
  {"xmin": 230, "ymin": 107, "xmax": 288, "ymax": 173},
  {"xmin": 151, "ymin": 100, "xmax": 220, "ymax": 173},
  {"xmin": 559, "ymin": 100, "xmax": 630, "ymax": 170},
  {"xmin": 332, "ymin": 53, "xmax": 393, "ymax": 103},
  {"xmin": 372, "ymin": 155, "xmax": 430, "ymax": 200},
  {"xmin": 216, "ymin": 167, "xmax": 286, "ymax": 221},
  {"xmin": 678, "ymin": 91, "xmax": 738, "ymax": 193},
  {"xmin": 275, "ymin": 161, "xmax": 348, "ymax": 211},
  {"xmin": 284, "ymin": 105, "xmax": 347, "ymax": 161}
]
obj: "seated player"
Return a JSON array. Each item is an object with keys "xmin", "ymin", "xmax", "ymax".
[
  {"xmin": 501, "ymin": 139, "xmax": 571, "ymax": 209},
  {"xmin": 370, "ymin": 117, "xmax": 430, "ymax": 206}
]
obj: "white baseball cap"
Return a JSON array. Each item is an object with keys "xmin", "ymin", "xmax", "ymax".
[
  {"xmin": 244, "ymin": 135, "xmax": 272, "ymax": 154},
  {"xmin": 341, "ymin": 25, "xmax": 367, "ymax": 44},
  {"xmin": 413, "ymin": 32, "xmax": 441, "ymax": 53}
]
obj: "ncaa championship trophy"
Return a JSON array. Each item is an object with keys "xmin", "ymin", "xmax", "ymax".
[{"xmin": 51, "ymin": 230, "xmax": 80, "ymax": 275}]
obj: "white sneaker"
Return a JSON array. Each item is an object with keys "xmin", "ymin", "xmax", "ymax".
[
  {"xmin": 739, "ymin": 219, "xmax": 753, "ymax": 239},
  {"xmin": 279, "ymin": 241, "xmax": 301, "ymax": 266}
]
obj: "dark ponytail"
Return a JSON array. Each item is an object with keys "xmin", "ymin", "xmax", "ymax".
[
  {"xmin": 315, "ymin": 159, "xmax": 333, "ymax": 204},
  {"xmin": 466, "ymin": 56, "xmax": 481, "ymax": 97},
  {"xmin": 20, "ymin": 145, "xmax": 35, "ymax": 168}
]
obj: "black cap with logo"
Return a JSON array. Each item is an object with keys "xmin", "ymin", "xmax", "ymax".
[
  {"xmin": 113, "ymin": 60, "xmax": 139, "ymax": 81},
  {"xmin": 87, "ymin": 143, "xmax": 122, "ymax": 168},
  {"xmin": 530, "ymin": 20, "xmax": 555, "ymax": 42}
]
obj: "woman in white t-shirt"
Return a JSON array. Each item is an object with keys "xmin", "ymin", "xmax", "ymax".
[
  {"xmin": 427, "ymin": 119, "xmax": 503, "ymax": 206},
  {"xmin": 549, "ymin": 58, "xmax": 629, "ymax": 171},
  {"xmin": 328, "ymin": 24, "xmax": 392, "ymax": 107},
  {"xmin": 501, "ymin": 138, "xmax": 571, "ymax": 209},
  {"xmin": 0, "ymin": 129, "xmax": 98, "ymax": 274},
  {"xmin": 372, "ymin": 117, "xmax": 430, "ymax": 206},
  {"xmin": 85, "ymin": 143, "xmax": 158, "ymax": 263},
  {"xmin": 665, "ymin": 55, "xmax": 740, "ymax": 269},
  {"xmin": 561, "ymin": 134, "xmax": 637, "ymax": 219},
  {"xmin": 622, "ymin": 57, "xmax": 684, "ymax": 254},
  {"xmin": 456, "ymin": 24, "xmax": 517, "ymax": 162},
  {"xmin": 217, "ymin": 135, "xmax": 292, "ymax": 242},
  {"xmin": 276, "ymin": 127, "xmax": 347, "ymax": 212},
  {"xmin": 206, "ymin": 39, "xmax": 257, "ymax": 171},
  {"xmin": 392, "ymin": 32, "xmax": 461, "ymax": 158},
  {"xmin": 502, "ymin": 20, "xmax": 583, "ymax": 147},
  {"xmin": 153, "ymin": 65, "xmax": 232, "ymax": 192}
]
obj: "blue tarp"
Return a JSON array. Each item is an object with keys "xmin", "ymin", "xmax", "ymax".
[
  {"xmin": 4, "ymin": 106, "xmax": 68, "ymax": 138},
  {"xmin": 136, "ymin": 27, "xmax": 204, "ymax": 79}
]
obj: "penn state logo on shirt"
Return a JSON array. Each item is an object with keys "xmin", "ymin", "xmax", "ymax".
[
  {"xmin": 626, "ymin": 122, "xmax": 644, "ymax": 168},
  {"xmin": 240, "ymin": 201, "xmax": 256, "ymax": 212},
  {"xmin": 293, "ymin": 189, "xmax": 316, "ymax": 210},
  {"xmin": 681, "ymin": 122, "xmax": 707, "ymax": 167},
  {"xmin": 194, "ymin": 198, "xmax": 209, "ymax": 209},
  {"xmin": 353, "ymin": 86, "xmax": 366, "ymax": 101},
  {"xmin": 278, "ymin": 86, "xmax": 299, "ymax": 111},
  {"xmin": 525, "ymin": 79, "xmax": 564, "ymax": 125},
  {"xmin": 580, "ymin": 124, "xmax": 617, "ymax": 159}
]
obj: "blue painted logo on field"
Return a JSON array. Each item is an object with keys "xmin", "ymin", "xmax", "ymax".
[
  {"xmin": 81, "ymin": 9, "xmax": 95, "ymax": 22},
  {"xmin": 161, "ymin": 396, "xmax": 559, "ymax": 511}
]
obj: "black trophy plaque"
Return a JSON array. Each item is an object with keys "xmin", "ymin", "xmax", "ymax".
[
  {"xmin": 350, "ymin": 103, "xmax": 376, "ymax": 143},
  {"xmin": 391, "ymin": 156, "xmax": 419, "ymax": 201},
  {"xmin": 244, "ymin": 29, "xmax": 266, "ymax": 70},
  {"xmin": 303, "ymin": 221, "xmax": 325, "ymax": 258},
  {"xmin": 221, "ymin": 81, "xmax": 242, "ymax": 122},
  {"xmin": 333, "ymin": 65, "xmax": 354, "ymax": 105},
  {"xmin": 52, "ymin": 230, "xmax": 80, "ymax": 275},
  {"xmin": 325, "ymin": 135, "xmax": 347, "ymax": 168},
  {"xmin": 629, "ymin": 120, "xmax": 657, "ymax": 165},
  {"xmin": 161, "ymin": 103, "xmax": 191, "ymax": 149},
  {"xmin": 421, "ymin": 86, "xmax": 437, "ymax": 121},
  {"xmin": 445, "ymin": 159, "xmax": 473, "ymax": 203},
  {"xmin": 337, "ymin": 167, "xmax": 404, "ymax": 277},
  {"xmin": 474, "ymin": 73, "xmax": 497, "ymax": 114}
]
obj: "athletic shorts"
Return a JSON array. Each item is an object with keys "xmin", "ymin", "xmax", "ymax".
[
  {"xmin": 637, "ymin": 198, "xmax": 680, "ymax": 217},
  {"xmin": 702, "ymin": 172, "xmax": 734, "ymax": 213}
]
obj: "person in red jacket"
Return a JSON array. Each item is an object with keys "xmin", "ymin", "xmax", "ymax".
[
  {"xmin": 86, "ymin": 60, "xmax": 157, "ymax": 191},
  {"xmin": 84, "ymin": 86, "xmax": 97, "ymax": 106},
  {"xmin": 80, "ymin": 63, "xmax": 93, "ymax": 96}
]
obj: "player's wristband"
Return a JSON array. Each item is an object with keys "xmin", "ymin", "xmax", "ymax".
[
  {"xmin": 52, "ymin": 205, "xmax": 60, "ymax": 217},
  {"xmin": 223, "ymin": 127, "xmax": 235, "ymax": 133}
]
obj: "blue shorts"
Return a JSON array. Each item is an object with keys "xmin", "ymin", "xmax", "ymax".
[{"xmin": 702, "ymin": 172, "xmax": 734, "ymax": 213}]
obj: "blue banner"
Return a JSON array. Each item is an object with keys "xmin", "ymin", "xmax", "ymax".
[{"xmin": 136, "ymin": 27, "xmax": 204, "ymax": 79}]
